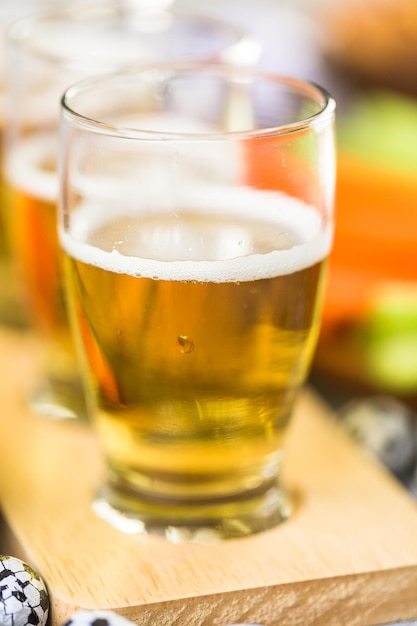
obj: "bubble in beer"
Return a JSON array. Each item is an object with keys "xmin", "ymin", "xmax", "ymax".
[{"xmin": 176, "ymin": 335, "xmax": 194, "ymax": 354}]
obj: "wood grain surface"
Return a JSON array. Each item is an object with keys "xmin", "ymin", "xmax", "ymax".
[{"xmin": 0, "ymin": 329, "xmax": 417, "ymax": 626}]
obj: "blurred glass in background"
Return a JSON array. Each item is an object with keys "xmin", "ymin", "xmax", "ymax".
[
  {"xmin": 2, "ymin": 0, "xmax": 259, "ymax": 420},
  {"xmin": 0, "ymin": 1, "xmax": 64, "ymax": 329}
]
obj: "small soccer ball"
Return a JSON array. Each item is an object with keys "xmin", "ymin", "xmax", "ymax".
[
  {"xmin": 0, "ymin": 555, "xmax": 49, "ymax": 626},
  {"xmin": 62, "ymin": 610, "xmax": 136, "ymax": 626}
]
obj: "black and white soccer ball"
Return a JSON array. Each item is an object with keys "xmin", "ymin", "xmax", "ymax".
[
  {"xmin": 62, "ymin": 611, "xmax": 136, "ymax": 626},
  {"xmin": 0, "ymin": 555, "xmax": 49, "ymax": 626}
]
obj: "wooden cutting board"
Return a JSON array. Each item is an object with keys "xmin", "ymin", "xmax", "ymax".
[{"xmin": 1, "ymin": 328, "xmax": 417, "ymax": 626}]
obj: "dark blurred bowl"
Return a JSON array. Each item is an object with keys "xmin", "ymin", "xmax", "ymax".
[{"xmin": 321, "ymin": 0, "xmax": 417, "ymax": 97}]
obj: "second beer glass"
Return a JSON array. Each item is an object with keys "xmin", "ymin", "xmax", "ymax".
[
  {"xmin": 3, "ymin": 1, "xmax": 255, "ymax": 419},
  {"xmin": 59, "ymin": 64, "xmax": 336, "ymax": 541}
]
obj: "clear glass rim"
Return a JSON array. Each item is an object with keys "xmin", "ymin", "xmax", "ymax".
[
  {"xmin": 61, "ymin": 63, "xmax": 336, "ymax": 142},
  {"xmin": 6, "ymin": 3, "xmax": 250, "ymax": 67}
]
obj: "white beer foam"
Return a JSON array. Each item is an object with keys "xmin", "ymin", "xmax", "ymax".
[
  {"xmin": 6, "ymin": 134, "xmax": 57, "ymax": 202},
  {"xmin": 60, "ymin": 190, "xmax": 333, "ymax": 283}
]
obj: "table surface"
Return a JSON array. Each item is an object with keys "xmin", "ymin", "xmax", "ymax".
[{"xmin": 1, "ymin": 330, "xmax": 417, "ymax": 626}]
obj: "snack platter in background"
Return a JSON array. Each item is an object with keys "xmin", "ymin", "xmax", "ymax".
[
  {"xmin": 307, "ymin": 0, "xmax": 417, "ymax": 409},
  {"xmin": 313, "ymin": 91, "xmax": 417, "ymax": 407}
]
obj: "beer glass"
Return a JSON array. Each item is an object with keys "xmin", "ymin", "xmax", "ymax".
[
  {"xmin": 3, "ymin": 2, "xmax": 256, "ymax": 420},
  {"xmin": 59, "ymin": 64, "xmax": 336, "ymax": 541}
]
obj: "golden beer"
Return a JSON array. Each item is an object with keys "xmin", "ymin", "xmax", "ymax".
[
  {"xmin": 6, "ymin": 136, "xmax": 81, "ymax": 405},
  {"xmin": 61, "ymin": 193, "xmax": 331, "ymax": 535},
  {"xmin": 0, "ymin": 130, "xmax": 31, "ymax": 327}
]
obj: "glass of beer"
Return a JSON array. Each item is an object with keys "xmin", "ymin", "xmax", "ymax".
[
  {"xmin": 59, "ymin": 64, "xmax": 336, "ymax": 541},
  {"xmin": 3, "ymin": 2, "xmax": 256, "ymax": 420}
]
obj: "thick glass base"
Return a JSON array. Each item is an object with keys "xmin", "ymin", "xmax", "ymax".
[
  {"xmin": 92, "ymin": 478, "xmax": 292, "ymax": 543},
  {"xmin": 27, "ymin": 376, "xmax": 88, "ymax": 421}
]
